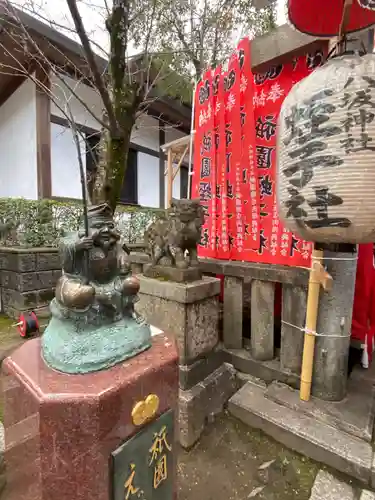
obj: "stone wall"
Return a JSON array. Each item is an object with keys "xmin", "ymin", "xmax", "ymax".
[{"xmin": 0, "ymin": 247, "xmax": 60, "ymax": 319}]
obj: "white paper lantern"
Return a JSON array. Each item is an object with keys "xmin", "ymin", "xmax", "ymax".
[{"xmin": 277, "ymin": 53, "xmax": 375, "ymax": 244}]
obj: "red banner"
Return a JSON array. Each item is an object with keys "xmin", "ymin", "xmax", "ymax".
[
  {"xmin": 238, "ymin": 38, "xmax": 260, "ymax": 258},
  {"xmin": 252, "ymin": 50, "xmax": 325, "ymax": 266},
  {"xmin": 193, "ymin": 43, "xmax": 326, "ymax": 268},
  {"xmin": 192, "ymin": 70, "xmax": 216, "ymax": 258},
  {"xmin": 224, "ymin": 54, "xmax": 242, "ymax": 260},
  {"xmin": 213, "ymin": 66, "xmax": 230, "ymax": 260}
]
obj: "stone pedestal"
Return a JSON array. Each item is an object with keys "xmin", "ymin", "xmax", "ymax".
[
  {"xmin": 136, "ymin": 275, "xmax": 237, "ymax": 448},
  {"xmin": 312, "ymin": 250, "xmax": 357, "ymax": 401},
  {"xmin": 2, "ymin": 334, "xmax": 178, "ymax": 500},
  {"xmin": 136, "ymin": 276, "xmax": 221, "ymax": 364}
]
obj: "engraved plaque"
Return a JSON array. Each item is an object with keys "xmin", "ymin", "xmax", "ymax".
[{"xmin": 111, "ymin": 410, "xmax": 174, "ymax": 500}]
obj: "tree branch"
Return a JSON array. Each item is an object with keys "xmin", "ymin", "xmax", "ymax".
[{"xmin": 65, "ymin": 0, "xmax": 118, "ymax": 132}]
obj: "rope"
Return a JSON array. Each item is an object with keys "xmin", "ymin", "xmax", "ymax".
[{"xmin": 281, "ymin": 320, "xmax": 351, "ymax": 339}]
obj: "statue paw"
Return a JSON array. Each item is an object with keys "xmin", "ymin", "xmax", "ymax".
[{"xmin": 175, "ymin": 260, "xmax": 188, "ymax": 270}]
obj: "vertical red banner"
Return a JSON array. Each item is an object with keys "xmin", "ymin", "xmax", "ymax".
[
  {"xmin": 191, "ymin": 46, "xmax": 326, "ymax": 268},
  {"xmin": 224, "ymin": 54, "xmax": 242, "ymax": 260},
  {"xmin": 237, "ymin": 37, "xmax": 260, "ymax": 258},
  {"xmin": 252, "ymin": 49, "xmax": 325, "ymax": 266},
  {"xmin": 213, "ymin": 66, "xmax": 230, "ymax": 260},
  {"xmin": 192, "ymin": 70, "xmax": 216, "ymax": 258}
]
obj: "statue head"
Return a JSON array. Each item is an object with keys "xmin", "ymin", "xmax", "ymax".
[
  {"xmin": 169, "ymin": 198, "xmax": 204, "ymax": 225},
  {"xmin": 83, "ymin": 203, "xmax": 120, "ymax": 249}
]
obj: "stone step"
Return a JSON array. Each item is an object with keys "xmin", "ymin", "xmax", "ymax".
[
  {"xmin": 228, "ymin": 381, "xmax": 374, "ymax": 485},
  {"xmin": 309, "ymin": 470, "xmax": 355, "ymax": 500}
]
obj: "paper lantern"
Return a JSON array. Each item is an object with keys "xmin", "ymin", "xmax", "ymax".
[{"xmin": 277, "ymin": 53, "xmax": 375, "ymax": 244}]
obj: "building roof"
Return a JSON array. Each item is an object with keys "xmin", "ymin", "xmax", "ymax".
[{"xmin": 0, "ymin": 1, "xmax": 192, "ymax": 131}]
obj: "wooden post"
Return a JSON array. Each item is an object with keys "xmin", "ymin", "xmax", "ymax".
[
  {"xmin": 167, "ymin": 148, "xmax": 173, "ymax": 208},
  {"xmin": 300, "ymin": 248, "xmax": 332, "ymax": 402}
]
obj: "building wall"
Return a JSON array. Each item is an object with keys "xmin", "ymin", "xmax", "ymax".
[
  {"xmin": 0, "ymin": 72, "xmax": 189, "ymax": 206},
  {"xmin": 0, "ymin": 79, "xmax": 37, "ymax": 199},
  {"xmin": 49, "ymin": 73, "xmax": 189, "ymax": 207},
  {"xmin": 50, "ymin": 122, "xmax": 87, "ymax": 199}
]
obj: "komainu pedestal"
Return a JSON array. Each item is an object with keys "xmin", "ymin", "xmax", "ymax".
[
  {"xmin": 2, "ymin": 333, "xmax": 178, "ymax": 500},
  {"xmin": 136, "ymin": 276, "xmax": 237, "ymax": 448}
]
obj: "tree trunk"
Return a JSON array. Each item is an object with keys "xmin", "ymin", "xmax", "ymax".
[{"xmin": 88, "ymin": 125, "xmax": 132, "ymax": 212}]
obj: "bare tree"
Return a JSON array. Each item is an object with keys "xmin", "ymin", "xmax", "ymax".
[
  {"xmin": 0, "ymin": 0, "xmax": 276, "ymax": 210},
  {"xmin": 132, "ymin": 0, "xmax": 277, "ymax": 80},
  {"xmin": 0, "ymin": 0, "xmax": 179, "ymax": 210}
]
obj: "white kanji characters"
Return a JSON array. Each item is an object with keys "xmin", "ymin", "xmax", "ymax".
[
  {"xmin": 226, "ymin": 92, "xmax": 236, "ymax": 111},
  {"xmin": 240, "ymin": 74, "xmax": 248, "ymax": 93},
  {"xmin": 267, "ymin": 83, "xmax": 284, "ymax": 103}
]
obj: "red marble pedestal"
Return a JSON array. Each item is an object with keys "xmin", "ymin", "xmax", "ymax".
[{"xmin": 2, "ymin": 333, "xmax": 178, "ymax": 500}]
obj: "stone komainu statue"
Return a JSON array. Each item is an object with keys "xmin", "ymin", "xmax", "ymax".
[{"xmin": 144, "ymin": 198, "xmax": 205, "ymax": 269}]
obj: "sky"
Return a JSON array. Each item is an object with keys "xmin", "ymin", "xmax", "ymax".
[{"xmin": 11, "ymin": 0, "xmax": 288, "ymax": 57}]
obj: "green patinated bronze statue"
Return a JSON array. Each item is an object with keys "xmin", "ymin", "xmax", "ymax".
[{"xmin": 42, "ymin": 203, "xmax": 151, "ymax": 374}]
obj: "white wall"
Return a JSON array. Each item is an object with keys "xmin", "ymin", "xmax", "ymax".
[
  {"xmin": 0, "ymin": 79, "xmax": 37, "ymax": 199},
  {"xmin": 137, "ymin": 152, "xmax": 159, "ymax": 208},
  {"xmin": 50, "ymin": 73, "xmax": 102, "ymax": 131},
  {"xmin": 131, "ymin": 114, "xmax": 160, "ymax": 152},
  {"xmin": 51, "ymin": 122, "xmax": 86, "ymax": 199}
]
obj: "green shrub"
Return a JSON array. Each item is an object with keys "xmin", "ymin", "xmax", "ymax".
[{"xmin": 0, "ymin": 198, "xmax": 164, "ymax": 248}]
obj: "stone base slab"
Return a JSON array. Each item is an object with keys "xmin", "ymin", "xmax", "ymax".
[
  {"xmin": 178, "ymin": 363, "xmax": 237, "ymax": 449},
  {"xmin": 266, "ymin": 380, "xmax": 375, "ymax": 443},
  {"xmin": 309, "ymin": 471, "xmax": 355, "ymax": 500},
  {"xmin": 228, "ymin": 380, "xmax": 373, "ymax": 485},
  {"xmin": 179, "ymin": 347, "xmax": 225, "ymax": 390},
  {"xmin": 143, "ymin": 264, "xmax": 202, "ymax": 283}
]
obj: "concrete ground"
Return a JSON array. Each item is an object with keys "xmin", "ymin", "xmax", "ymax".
[{"xmin": 177, "ymin": 411, "xmax": 319, "ymax": 500}]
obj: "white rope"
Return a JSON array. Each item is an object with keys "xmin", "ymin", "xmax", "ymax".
[{"xmin": 281, "ymin": 320, "xmax": 351, "ymax": 339}]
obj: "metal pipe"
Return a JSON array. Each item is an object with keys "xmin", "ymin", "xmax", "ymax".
[{"xmin": 187, "ymin": 81, "xmax": 197, "ymax": 199}]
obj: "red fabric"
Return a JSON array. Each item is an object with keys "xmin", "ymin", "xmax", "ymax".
[
  {"xmin": 351, "ymin": 244, "xmax": 375, "ymax": 363},
  {"xmin": 288, "ymin": 0, "xmax": 375, "ymax": 37}
]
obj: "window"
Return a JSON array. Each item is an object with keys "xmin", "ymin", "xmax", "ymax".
[
  {"xmin": 180, "ymin": 165, "xmax": 189, "ymax": 199},
  {"xmin": 86, "ymin": 133, "xmax": 100, "ymax": 172},
  {"xmin": 119, "ymin": 148, "xmax": 138, "ymax": 205}
]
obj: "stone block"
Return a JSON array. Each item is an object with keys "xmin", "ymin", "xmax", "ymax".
[
  {"xmin": 361, "ymin": 491, "xmax": 375, "ymax": 500},
  {"xmin": 223, "ymin": 276, "xmax": 243, "ymax": 349},
  {"xmin": 137, "ymin": 276, "xmax": 220, "ymax": 364},
  {"xmin": 37, "ymin": 270, "xmax": 57, "ymax": 289},
  {"xmin": 309, "ymin": 471, "xmax": 355, "ymax": 500},
  {"xmin": 36, "ymin": 251, "xmax": 60, "ymax": 271},
  {"xmin": 131, "ymin": 263, "xmax": 144, "ymax": 274},
  {"xmin": 143, "ymin": 264, "xmax": 202, "ymax": 283},
  {"xmin": 178, "ymin": 363, "xmax": 237, "ymax": 448},
  {"xmin": 280, "ymin": 284, "xmax": 307, "ymax": 374},
  {"xmin": 229, "ymin": 381, "xmax": 373, "ymax": 484},
  {"xmin": 179, "ymin": 347, "xmax": 225, "ymax": 390},
  {"xmin": 251, "ymin": 280, "xmax": 275, "ymax": 361},
  {"xmin": 0, "ymin": 251, "xmax": 36, "ymax": 273},
  {"xmin": 1, "ymin": 288, "xmax": 54, "ymax": 317}
]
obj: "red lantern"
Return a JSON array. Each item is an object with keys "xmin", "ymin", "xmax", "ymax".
[{"xmin": 287, "ymin": 0, "xmax": 375, "ymax": 37}]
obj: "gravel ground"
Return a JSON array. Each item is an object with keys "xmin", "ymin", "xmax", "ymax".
[{"xmin": 177, "ymin": 411, "xmax": 319, "ymax": 500}]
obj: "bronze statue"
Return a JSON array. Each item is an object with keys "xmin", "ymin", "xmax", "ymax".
[
  {"xmin": 143, "ymin": 198, "xmax": 205, "ymax": 282},
  {"xmin": 42, "ymin": 203, "xmax": 151, "ymax": 374},
  {"xmin": 55, "ymin": 203, "xmax": 138, "ymax": 316}
]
